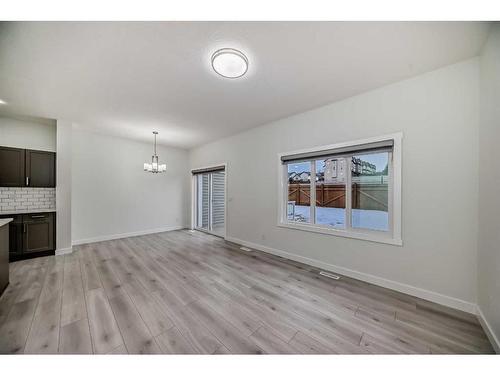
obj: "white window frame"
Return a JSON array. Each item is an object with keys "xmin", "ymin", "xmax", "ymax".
[{"xmin": 277, "ymin": 133, "xmax": 402, "ymax": 246}]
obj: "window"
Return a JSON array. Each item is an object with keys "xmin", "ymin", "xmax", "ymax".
[{"xmin": 278, "ymin": 134, "xmax": 402, "ymax": 245}]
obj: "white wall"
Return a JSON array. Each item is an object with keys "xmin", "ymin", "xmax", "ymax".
[
  {"xmin": 71, "ymin": 129, "xmax": 190, "ymax": 244},
  {"xmin": 478, "ymin": 24, "xmax": 500, "ymax": 349},
  {"xmin": 190, "ymin": 59, "xmax": 480, "ymax": 311},
  {"xmin": 0, "ymin": 115, "xmax": 56, "ymax": 151},
  {"xmin": 56, "ymin": 121, "xmax": 72, "ymax": 253}
]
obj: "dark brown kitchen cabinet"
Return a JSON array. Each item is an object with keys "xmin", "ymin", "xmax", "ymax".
[
  {"xmin": 0, "ymin": 147, "xmax": 56, "ymax": 188},
  {"xmin": 25, "ymin": 149, "xmax": 56, "ymax": 187},
  {"xmin": 8, "ymin": 215, "xmax": 23, "ymax": 258},
  {"xmin": 0, "ymin": 146, "xmax": 25, "ymax": 187},
  {"xmin": 22, "ymin": 213, "xmax": 55, "ymax": 253},
  {"xmin": 0, "ymin": 212, "xmax": 55, "ymax": 261},
  {"xmin": 0, "ymin": 223, "xmax": 9, "ymax": 296}
]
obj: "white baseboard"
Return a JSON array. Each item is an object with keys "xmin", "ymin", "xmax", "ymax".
[
  {"xmin": 225, "ymin": 236, "xmax": 477, "ymax": 314},
  {"xmin": 72, "ymin": 225, "xmax": 185, "ymax": 246},
  {"xmin": 476, "ymin": 306, "xmax": 500, "ymax": 353},
  {"xmin": 55, "ymin": 247, "xmax": 73, "ymax": 256}
]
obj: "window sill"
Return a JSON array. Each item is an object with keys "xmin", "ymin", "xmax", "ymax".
[{"xmin": 277, "ymin": 221, "xmax": 403, "ymax": 246}]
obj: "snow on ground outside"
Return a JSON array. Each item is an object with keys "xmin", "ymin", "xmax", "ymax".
[{"xmin": 291, "ymin": 205, "xmax": 388, "ymax": 231}]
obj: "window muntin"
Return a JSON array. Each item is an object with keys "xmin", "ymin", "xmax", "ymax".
[{"xmin": 282, "ymin": 141, "xmax": 396, "ymax": 240}]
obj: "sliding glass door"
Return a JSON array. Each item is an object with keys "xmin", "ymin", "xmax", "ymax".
[{"xmin": 194, "ymin": 169, "xmax": 225, "ymax": 237}]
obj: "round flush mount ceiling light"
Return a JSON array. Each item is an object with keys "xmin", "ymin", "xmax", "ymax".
[
  {"xmin": 0, "ymin": 99, "xmax": 7, "ymax": 105},
  {"xmin": 211, "ymin": 48, "xmax": 249, "ymax": 79}
]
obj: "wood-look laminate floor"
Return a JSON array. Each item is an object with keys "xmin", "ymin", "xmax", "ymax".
[{"xmin": 0, "ymin": 230, "xmax": 495, "ymax": 354}]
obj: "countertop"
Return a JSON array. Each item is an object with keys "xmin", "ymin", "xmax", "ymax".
[
  {"xmin": 0, "ymin": 218, "xmax": 13, "ymax": 227},
  {"xmin": 0, "ymin": 208, "xmax": 56, "ymax": 216}
]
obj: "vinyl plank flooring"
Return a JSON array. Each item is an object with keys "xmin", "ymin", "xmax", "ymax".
[
  {"xmin": 24, "ymin": 295, "xmax": 62, "ymax": 354},
  {"xmin": 249, "ymin": 283, "xmax": 363, "ymax": 347},
  {"xmin": 289, "ymin": 331, "xmax": 340, "ymax": 354},
  {"xmin": 95, "ymin": 261, "xmax": 127, "ymax": 299},
  {"xmin": 108, "ymin": 344, "xmax": 128, "ymax": 354},
  {"xmin": 122, "ymin": 279, "xmax": 174, "ymax": 337},
  {"xmin": 108, "ymin": 293, "xmax": 161, "ymax": 354},
  {"xmin": 0, "ymin": 280, "xmax": 24, "ymax": 326},
  {"xmin": 0, "ymin": 298, "xmax": 38, "ymax": 354},
  {"xmin": 300, "ymin": 324, "xmax": 369, "ymax": 354},
  {"xmin": 153, "ymin": 288, "xmax": 222, "ymax": 354},
  {"xmin": 155, "ymin": 326, "xmax": 198, "ymax": 354},
  {"xmin": 107, "ymin": 257, "xmax": 135, "ymax": 285},
  {"xmin": 38, "ymin": 261, "xmax": 64, "ymax": 304},
  {"xmin": 0, "ymin": 229, "xmax": 494, "ymax": 354},
  {"xmin": 80, "ymin": 257, "xmax": 103, "ymax": 292},
  {"xmin": 249, "ymin": 327, "xmax": 295, "ymax": 354},
  {"xmin": 416, "ymin": 298, "xmax": 480, "ymax": 326},
  {"xmin": 120, "ymin": 253, "xmax": 164, "ymax": 293},
  {"xmin": 395, "ymin": 309, "xmax": 492, "ymax": 352},
  {"xmin": 15, "ymin": 266, "xmax": 47, "ymax": 303},
  {"xmin": 61, "ymin": 260, "xmax": 87, "ymax": 326},
  {"xmin": 359, "ymin": 333, "xmax": 404, "ymax": 354},
  {"xmin": 354, "ymin": 308, "xmax": 441, "ymax": 354},
  {"xmin": 59, "ymin": 318, "xmax": 93, "ymax": 354},
  {"xmin": 86, "ymin": 288, "xmax": 124, "ymax": 354},
  {"xmin": 213, "ymin": 345, "xmax": 232, "ymax": 354},
  {"xmin": 205, "ymin": 279, "xmax": 299, "ymax": 343},
  {"xmin": 200, "ymin": 293, "xmax": 262, "ymax": 336},
  {"xmin": 187, "ymin": 299, "xmax": 264, "ymax": 354}
]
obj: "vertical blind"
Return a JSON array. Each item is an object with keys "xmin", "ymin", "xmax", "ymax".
[
  {"xmin": 211, "ymin": 171, "xmax": 225, "ymax": 229},
  {"xmin": 201, "ymin": 174, "xmax": 210, "ymax": 228}
]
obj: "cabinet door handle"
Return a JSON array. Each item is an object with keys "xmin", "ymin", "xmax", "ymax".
[
  {"xmin": 23, "ymin": 223, "xmax": 27, "ymax": 233},
  {"xmin": 26, "ymin": 177, "xmax": 30, "ymax": 186},
  {"xmin": 31, "ymin": 215, "xmax": 45, "ymax": 219}
]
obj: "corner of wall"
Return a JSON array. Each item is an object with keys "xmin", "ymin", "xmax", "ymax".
[
  {"xmin": 476, "ymin": 23, "xmax": 500, "ymax": 352},
  {"xmin": 56, "ymin": 120, "xmax": 72, "ymax": 253}
]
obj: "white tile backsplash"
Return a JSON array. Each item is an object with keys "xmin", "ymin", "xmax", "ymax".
[{"xmin": 0, "ymin": 187, "xmax": 56, "ymax": 212}]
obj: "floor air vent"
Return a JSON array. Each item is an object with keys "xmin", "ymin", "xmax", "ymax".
[{"xmin": 319, "ymin": 271, "xmax": 341, "ymax": 280}]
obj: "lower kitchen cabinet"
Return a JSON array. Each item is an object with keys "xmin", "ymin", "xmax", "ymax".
[
  {"xmin": 23, "ymin": 213, "xmax": 55, "ymax": 254},
  {"xmin": 0, "ymin": 212, "xmax": 55, "ymax": 261},
  {"xmin": 8, "ymin": 215, "xmax": 23, "ymax": 259}
]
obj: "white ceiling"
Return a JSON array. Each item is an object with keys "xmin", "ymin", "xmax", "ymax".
[{"xmin": 0, "ymin": 22, "xmax": 491, "ymax": 149}]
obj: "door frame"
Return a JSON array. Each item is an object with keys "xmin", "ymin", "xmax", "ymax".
[{"xmin": 190, "ymin": 163, "xmax": 227, "ymax": 239}]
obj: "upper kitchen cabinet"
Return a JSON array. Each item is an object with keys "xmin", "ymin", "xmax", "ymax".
[
  {"xmin": 25, "ymin": 149, "xmax": 56, "ymax": 187},
  {"xmin": 0, "ymin": 147, "xmax": 56, "ymax": 187},
  {"xmin": 0, "ymin": 146, "xmax": 25, "ymax": 187}
]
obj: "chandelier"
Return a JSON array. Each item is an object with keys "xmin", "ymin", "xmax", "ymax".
[{"xmin": 144, "ymin": 131, "xmax": 166, "ymax": 173}]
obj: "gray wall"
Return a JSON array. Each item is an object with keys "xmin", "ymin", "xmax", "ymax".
[
  {"xmin": 71, "ymin": 129, "xmax": 190, "ymax": 243},
  {"xmin": 478, "ymin": 24, "xmax": 500, "ymax": 349},
  {"xmin": 0, "ymin": 115, "xmax": 56, "ymax": 151},
  {"xmin": 56, "ymin": 120, "xmax": 72, "ymax": 252},
  {"xmin": 190, "ymin": 58, "xmax": 480, "ymax": 311}
]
